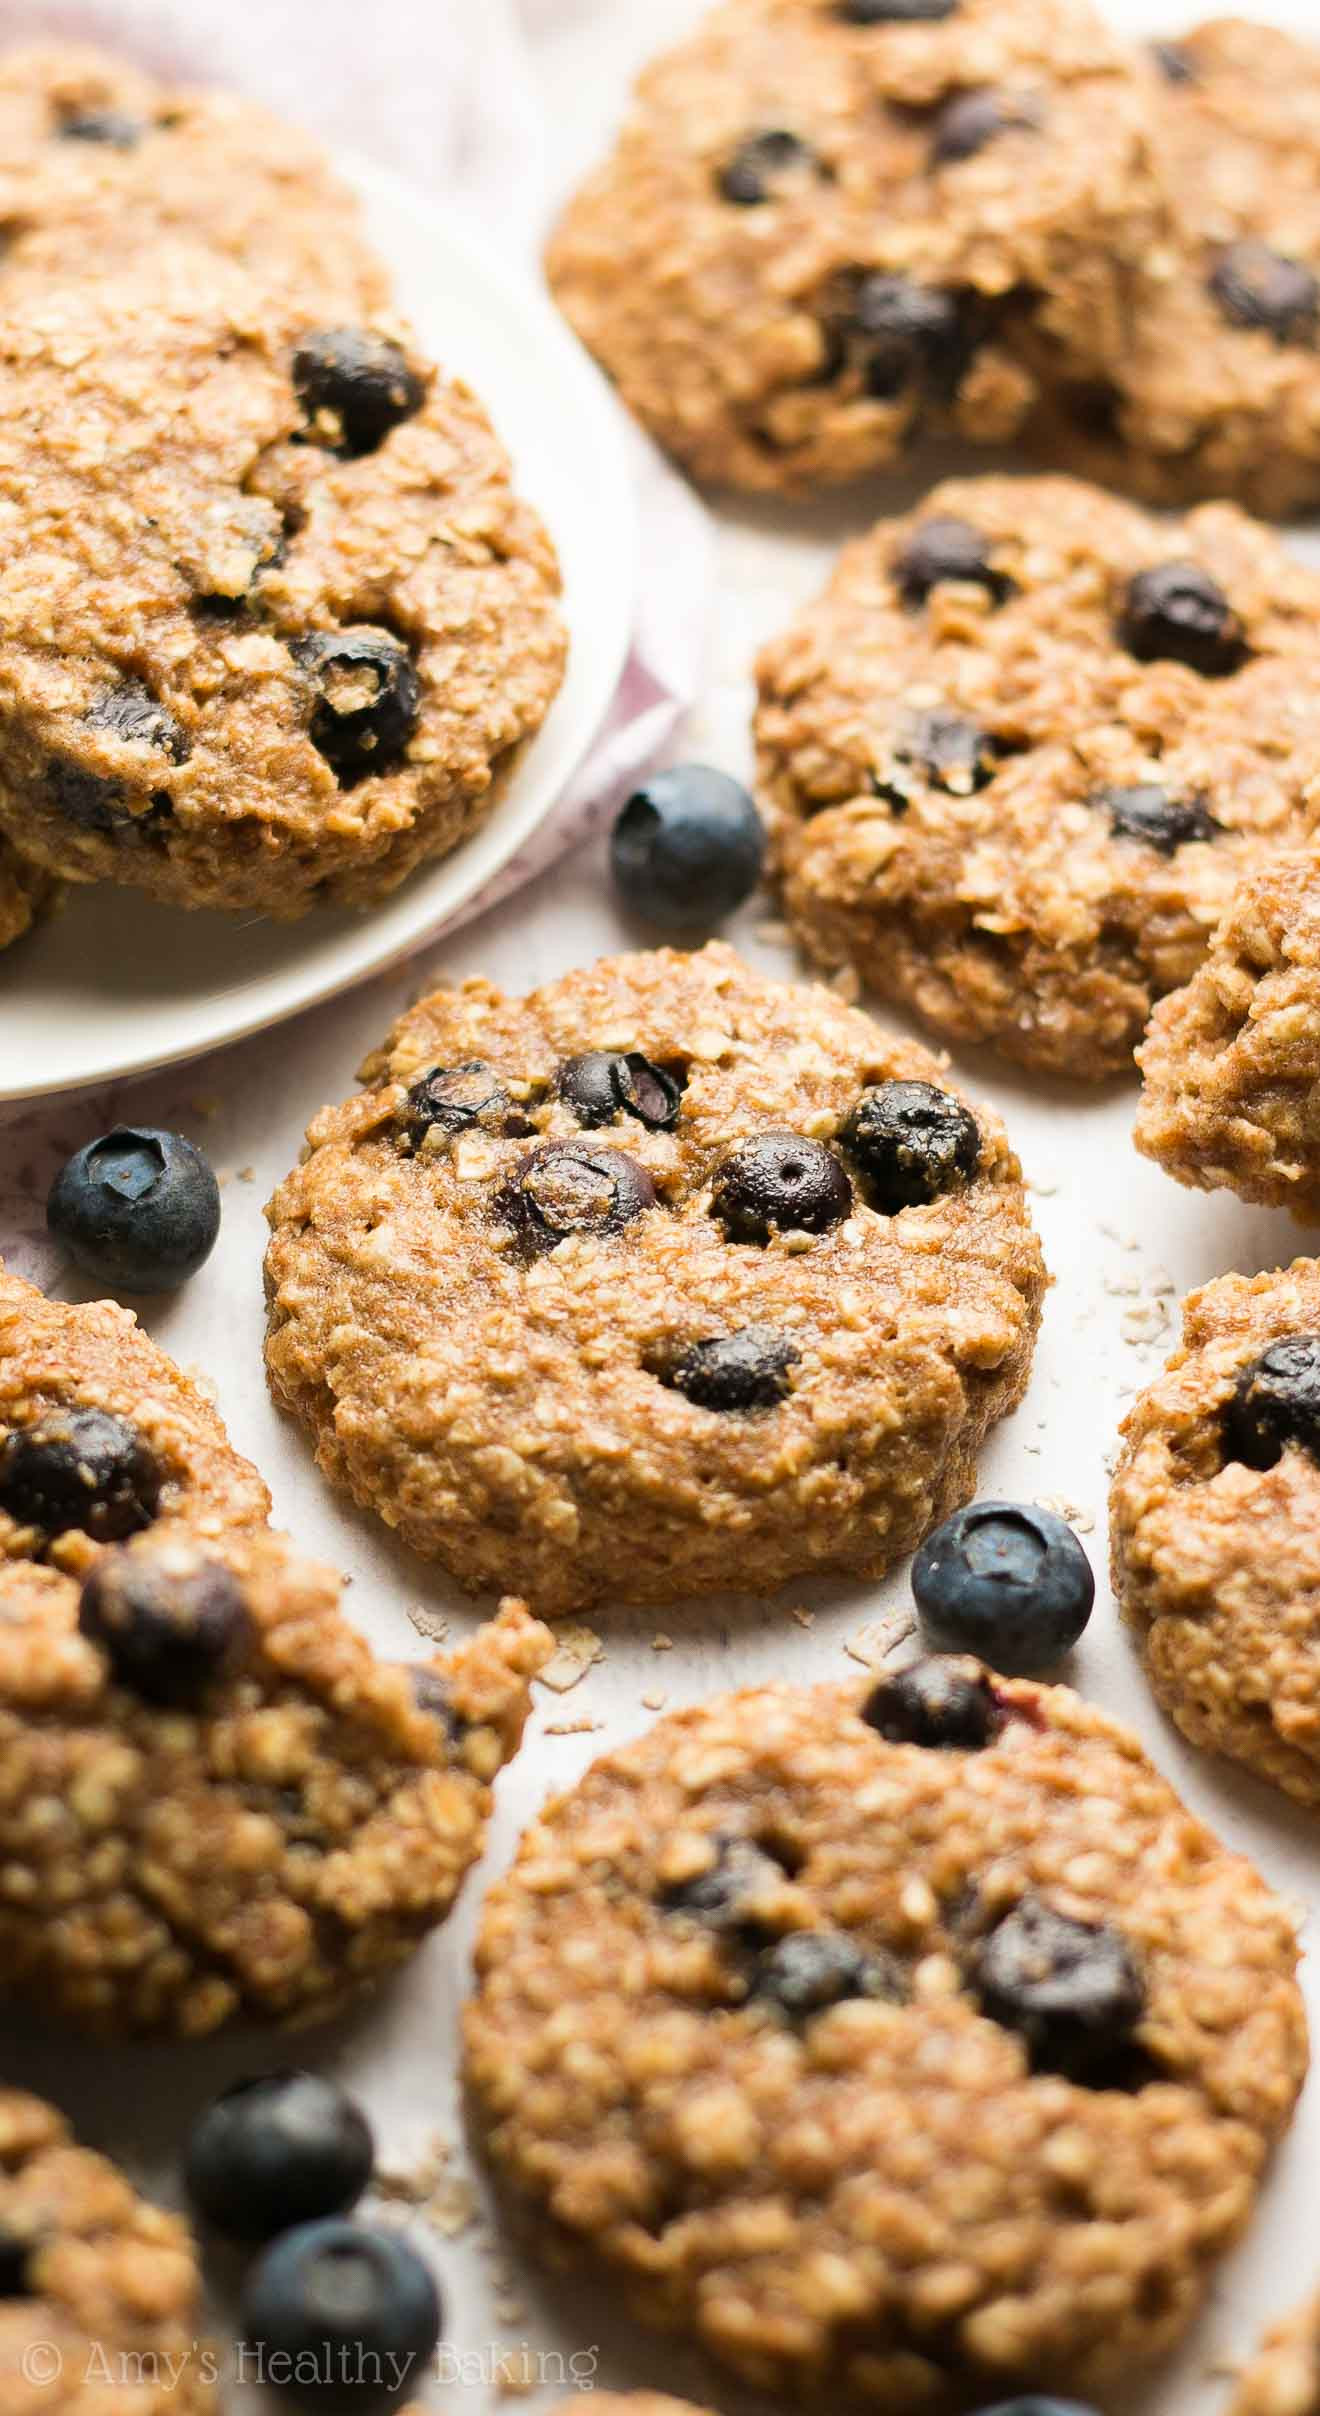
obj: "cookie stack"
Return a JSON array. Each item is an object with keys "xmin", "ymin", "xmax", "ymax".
[
  {"xmin": 548, "ymin": 0, "xmax": 1320, "ymax": 517},
  {"xmin": 0, "ymin": 45, "xmax": 567, "ymax": 953}
]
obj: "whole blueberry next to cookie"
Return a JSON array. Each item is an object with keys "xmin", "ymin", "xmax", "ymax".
[
  {"xmin": 48, "ymin": 1127, "xmax": 221, "ymax": 1292},
  {"xmin": 186, "ymin": 2073, "xmax": 374, "ymax": 2245},
  {"xmin": 913, "ymin": 1502, "xmax": 1094, "ymax": 1673},
  {"xmin": 612, "ymin": 766, "xmax": 765, "ymax": 933},
  {"xmin": 241, "ymin": 2220, "xmax": 441, "ymax": 2401}
]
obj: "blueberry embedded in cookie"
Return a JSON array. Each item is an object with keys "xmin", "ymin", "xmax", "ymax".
[
  {"xmin": 1228, "ymin": 2293, "xmax": 1320, "ymax": 2416},
  {"xmin": 0, "ymin": 2088, "xmax": 214, "ymax": 2415},
  {"xmin": 1112, "ymin": 1259, "xmax": 1320, "ymax": 1806},
  {"xmin": 464, "ymin": 1667, "xmax": 1306, "ymax": 2404},
  {"xmin": 545, "ymin": 0, "xmax": 1157, "ymax": 492},
  {"xmin": 263, "ymin": 944, "xmax": 1045, "ymax": 1614},
  {"xmin": 1136, "ymin": 851, "xmax": 1320, "ymax": 1214},
  {"xmin": 0, "ymin": 240, "xmax": 566, "ymax": 918},
  {"xmin": 757, "ymin": 473, "xmax": 1320, "ymax": 1078}
]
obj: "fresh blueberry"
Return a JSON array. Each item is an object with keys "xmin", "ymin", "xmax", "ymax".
[
  {"xmin": 862, "ymin": 1657, "xmax": 1003, "ymax": 1750},
  {"xmin": 842, "ymin": 1081, "xmax": 981, "ymax": 1211},
  {"xmin": 0, "ymin": 1410, "xmax": 160, "ymax": 1545},
  {"xmin": 59, "ymin": 109, "xmax": 145, "ymax": 147},
  {"xmin": 718, "ymin": 130, "xmax": 819, "ymax": 206},
  {"xmin": 710, "ymin": 1133, "xmax": 852, "ymax": 1245},
  {"xmin": 893, "ymin": 516, "xmax": 1012, "ymax": 610},
  {"xmin": 1210, "ymin": 242, "xmax": 1319, "ymax": 344},
  {"xmin": 292, "ymin": 331, "xmax": 426, "ymax": 457},
  {"xmin": 1224, "ymin": 1336, "xmax": 1320, "ymax": 1470},
  {"xmin": 749, "ymin": 1932, "xmax": 905, "ymax": 2017},
  {"xmin": 611, "ymin": 766, "xmax": 765, "ymax": 934},
  {"xmin": 79, "ymin": 1545, "xmax": 251, "ymax": 1706},
  {"xmin": 1097, "ymin": 783, "xmax": 1221, "ymax": 854},
  {"xmin": 400, "ymin": 1062, "xmax": 521, "ymax": 1152},
  {"xmin": 968, "ymin": 1895, "xmax": 1146, "ymax": 2085},
  {"xmin": 48, "ymin": 1127, "xmax": 220, "ymax": 1292},
  {"xmin": 556, "ymin": 1051, "xmax": 683, "ymax": 1132},
  {"xmin": 496, "ymin": 1141, "xmax": 657, "ymax": 1258},
  {"xmin": 1119, "ymin": 562, "xmax": 1246, "ymax": 677},
  {"xmin": 186, "ymin": 2073, "xmax": 375, "ymax": 2245},
  {"xmin": 912, "ymin": 1503, "xmax": 1094, "ymax": 1673},
  {"xmin": 0, "ymin": 2226, "xmax": 33, "ymax": 2296},
  {"xmin": 241, "ymin": 2220, "xmax": 441, "ymax": 2406},
  {"xmin": 295, "ymin": 630, "xmax": 420, "ymax": 786},
  {"xmin": 668, "ymin": 1327, "xmax": 798, "ymax": 1411}
]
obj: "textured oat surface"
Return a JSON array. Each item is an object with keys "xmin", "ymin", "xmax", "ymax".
[
  {"xmin": 0, "ymin": 834, "xmax": 56, "ymax": 953},
  {"xmin": 1136, "ymin": 852, "xmax": 1320, "ymax": 1214},
  {"xmin": 546, "ymin": 0, "xmax": 1155, "ymax": 492},
  {"xmin": 0, "ymin": 2086, "xmax": 212, "ymax": 2415},
  {"xmin": 1033, "ymin": 20, "xmax": 1320, "ymax": 520},
  {"xmin": 1112, "ymin": 1260, "xmax": 1320, "ymax": 1806},
  {"xmin": 756, "ymin": 475, "xmax": 1320, "ymax": 1078},
  {"xmin": 263, "ymin": 945, "xmax": 1045, "ymax": 1614},
  {"xmin": 465, "ymin": 1667, "xmax": 1306, "ymax": 2404},
  {"xmin": 1230, "ymin": 2293, "xmax": 1320, "ymax": 2416},
  {"xmin": 0, "ymin": 239, "xmax": 566, "ymax": 918}
]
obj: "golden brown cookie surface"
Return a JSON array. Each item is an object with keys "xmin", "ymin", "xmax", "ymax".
[{"xmin": 1230, "ymin": 2293, "xmax": 1320, "ymax": 2416}]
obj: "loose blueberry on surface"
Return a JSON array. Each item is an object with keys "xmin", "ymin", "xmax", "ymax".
[
  {"xmin": 496, "ymin": 1142, "xmax": 657, "ymax": 1258},
  {"xmin": 710, "ymin": 1134, "xmax": 852, "ymax": 1245},
  {"xmin": 750, "ymin": 1932, "xmax": 904, "ymax": 2017},
  {"xmin": 1098, "ymin": 783, "xmax": 1221, "ymax": 855},
  {"xmin": 1210, "ymin": 242, "xmax": 1320, "ymax": 344},
  {"xmin": 59, "ymin": 109, "xmax": 145, "ymax": 146},
  {"xmin": 186, "ymin": 2073, "xmax": 375, "ymax": 2245},
  {"xmin": 79, "ymin": 1547, "xmax": 251, "ymax": 1706},
  {"xmin": 0, "ymin": 2226, "xmax": 33, "ymax": 2296},
  {"xmin": 668, "ymin": 1327, "xmax": 799, "ymax": 1412},
  {"xmin": 48, "ymin": 681, "xmax": 190, "ymax": 834},
  {"xmin": 292, "ymin": 330, "xmax": 426, "ymax": 457},
  {"xmin": 718, "ymin": 129, "xmax": 818, "ymax": 205},
  {"xmin": 241, "ymin": 2220, "xmax": 441, "ymax": 2407},
  {"xmin": 295, "ymin": 630, "xmax": 420, "ymax": 785},
  {"xmin": 556, "ymin": 1051, "xmax": 683, "ymax": 1132},
  {"xmin": 1150, "ymin": 38, "xmax": 1198, "ymax": 81},
  {"xmin": 611, "ymin": 766, "xmax": 765, "ymax": 934},
  {"xmin": 1119, "ymin": 562, "xmax": 1246, "ymax": 677},
  {"xmin": 838, "ymin": 0, "xmax": 958, "ymax": 19},
  {"xmin": 912, "ymin": 1502, "xmax": 1095, "ymax": 1674},
  {"xmin": 894, "ymin": 516, "xmax": 1012, "ymax": 610},
  {"xmin": 48, "ymin": 1127, "xmax": 221, "ymax": 1292},
  {"xmin": 843, "ymin": 1081, "xmax": 981, "ymax": 1212},
  {"xmin": 663, "ymin": 1835, "xmax": 790, "ymax": 1935},
  {"xmin": 876, "ymin": 708, "xmax": 1000, "ymax": 809},
  {"xmin": 852, "ymin": 275, "xmax": 970, "ymax": 402},
  {"xmin": 968, "ymin": 1894, "xmax": 1146, "ymax": 2085},
  {"xmin": 0, "ymin": 1411, "xmax": 160, "ymax": 1545},
  {"xmin": 1223, "ymin": 1335, "xmax": 1320, "ymax": 1470},
  {"xmin": 862, "ymin": 1657, "xmax": 1004, "ymax": 1750},
  {"xmin": 930, "ymin": 90, "xmax": 1029, "ymax": 168},
  {"xmin": 401, "ymin": 1061, "xmax": 520, "ymax": 1151}
]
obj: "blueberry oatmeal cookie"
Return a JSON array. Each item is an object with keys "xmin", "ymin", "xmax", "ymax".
[
  {"xmin": 0, "ymin": 2087, "xmax": 213, "ymax": 2414},
  {"xmin": 0, "ymin": 241, "xmax": 566, "ymax": 919},
  {"xmin": 1136, "ymin": 852, "xmax": 1320, "ymax": 1215},
  {"xmin": 756, "ymin": 475, "xmax": 1320, "ymax": 1078},
  {"xmin": 1230, "ymin": 2294, "xmax": 1320, "ymax": 2416},
  {"xmin": 1112, "ymin": 1260, "xmax": 1320, "ymax": 1807},
  {"xmin": 264, "ymin": 945, "xmax": 1045, "ymax": 1614},
  {"xmin": 0, "ymin": 1524, "xmax": 547, "ymax": 2036},
  {"xmin": 545, "ymin": 0, "xmax": 1156, "ymax": 492},
  {"xmin": 0, "ymin": 43, "xmax": 386, "ymax": 317},
  {"xmin": 1037, "ymin": 21, "xmax": 1320, "ymax": 521},
  {"xmin": 465, "ymin": 1663, "xmax": 1307, "ymax": 2404}
]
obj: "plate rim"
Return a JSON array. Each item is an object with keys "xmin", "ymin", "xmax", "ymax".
[{"xmin": 0, "ymin": 164, "xmax": 636, "ymax": 1104}]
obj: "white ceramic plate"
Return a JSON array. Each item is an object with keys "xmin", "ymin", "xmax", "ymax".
[{"xmin": 0, "ymin": 160, "xmax": 636, "ymax": 1102}]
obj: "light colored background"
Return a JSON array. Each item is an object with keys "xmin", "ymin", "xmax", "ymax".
[{"xmin": 4, "ymin": 4, "xmax": 1320, "ymax": 2412}]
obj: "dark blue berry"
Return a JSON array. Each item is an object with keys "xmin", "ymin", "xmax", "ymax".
[
  {"xmin": 79, "ymin": 1545, "xmax": 251, "ymax": 1706},
  {"xmin": 1119, "ymin": 562, "xmax": 1246, "ymax": 677},
  {"xmin": 295, "ymin": 630, "xmax": 420, "ymax": 786},
  {"xmin": 912, "ymin": 1503, "xmax": 1094, "ymax": 1674},
  {"xmin": 1224, "ymin": 1336, "xmax": 1320, "ymax": 1470},
  {"xmin": 48, "ymin": 1127, "xmax": 220, "ymax": 1292},
  {"xmin": 975, "ymin": 2399, "xmax": 1101, "ymax": 2416},
  {"xmin": 401, "ymin": 1062, "xmax": 521, "ymax": 1152},
  {"xmin": 711, "ymin": 1133, "xmax": 852, "ymax": 1244},
  {"xmin": 718, "ymin": 130, "xmax": 818, "ymax": 206},
  {"xmin": 186, "ymin": 2074, "xmax": 375, "ymax": 2244},
  {"xmin": 843, "ymin": 1081, "xmax": 981, "ymax": 1211},
  {"xmin": 1151, "ymin": 40, "xmax": 1197, "ymax": 82},
  {"xmin": 0, "ymin": 1411, "xmax": 159, "ymax": 1545},
  {"xmin": 876, "ymin": 709, "xmax": 1000, "ymax": 809},
  {"xmin": 241, "ymin": 2220, "xmax": 441, "ymax": 2406},
  {"xmin": 750, "ymin": 1932, "xmax": 905, "ymax": 2016},
  {"xmin": 0, "ymin": 2226, "xmax": 33, "ymax": 2296},
  {"xmin": 862, "ymin": 1657, "xmax": 1003, "ymax": 1750},
  {"xmin": 556, "ymin": 1051, "xmax": 682, "ymax": 1131},
  {"xmin": 49, "ymin": 682, "xmax": 189, "ymax": 834},
  {"xmin": 668, "ymin": 1327, "xmax": 798, "ymax": 1411},
  {"xmin": 852, "ymin": 276, "xmax": 971, "ymax": 402},
  {"xmin": 1098, "ymin": 784, "xmax": 1221, "ymax": 855},
  {"xmin": 1210, "ymin": 243, "xmax": 1319, "ymax": 344},
  {"xmin": 611, "ymin": 766, "xmax": 765, "ymax": 934},
  {"xmin": 968, "ymin": 1895, "xmax": 1145, "ymax": 2085},
  {"xmin": 496, "ymin": 1142, "xmax": 656, "ymax": 1258},
  {"xmin": 60, "ymin": 110, "xmax": 145, "ymax": 147},
  {"xmin": 293, "ymin": 331, "xmax": 426, "ymax": 457},
  {"xmin": 406, "ymin": 1667, "xmax": 467, "ymax": 1743},
  {"xmin": 838, "ymin": 0, "xmax": 957, "ymax": 19},
  {"xmin": 930, "ymin": 90, "xmax": 1030, "ymax": 168},
  {"xmin": 663, "ymin": 1836, "xmax": 788, "ymax": 1936},
  {"xmin": 894, "ymin": 516, "xmax": 1012, "ymax": 610}
]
